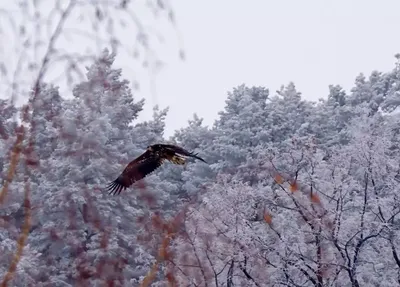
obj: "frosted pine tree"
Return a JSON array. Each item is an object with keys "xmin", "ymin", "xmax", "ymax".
[
  {"xmin": 158, "ymin": 114, "xmax": 215, "ymax": 204},
  {"xmin": 0, "ymin": 98, "xmax": 17, "ymax": 177},
  {"xmin": 381, "ymin": 55, "xmax": 400, "ymax": 112},
  {"xmin": 210, "ymin": 85, "xmax": 270, "ymax": 179},
  {"xmin": 131, "ymin": 105, "xmax": 168, "ymax": 148},
  {"xmin": 265, "ymin": 82, "xmax": 316, "ymax": 143},
  {"xmin": 0, "ymin": 99, "xmax": 41, "ymax": 286},
  {"xmin": 311, "ymin": 84, "xmax": 352, "ymax": 147},
  {"xmin": 348, "ymin": 71, "xmax": 388, "ymax": 117},
  {"xmin": 21, "ymin": 49, "xmax": 158, "ymax": 286}
]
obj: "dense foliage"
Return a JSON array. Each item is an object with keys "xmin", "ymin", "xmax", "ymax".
[{"xmin": 1, "ymin": 50, "xmax": 400, "ymax": 286}]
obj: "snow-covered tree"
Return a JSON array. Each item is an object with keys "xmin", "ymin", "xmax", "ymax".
[{"xmin": 15, "ymin": 49, "xmax": 161, "ymax": 286}]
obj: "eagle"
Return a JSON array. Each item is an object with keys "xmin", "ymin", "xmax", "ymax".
[{"xmin": 106, "ymin": 143, "xmax": 207, "ymax": 195}]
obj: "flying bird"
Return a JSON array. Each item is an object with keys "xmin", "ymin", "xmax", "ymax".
[{"xmin": 107, "ymin": 143, "xmax": 207, "ymax": 195}]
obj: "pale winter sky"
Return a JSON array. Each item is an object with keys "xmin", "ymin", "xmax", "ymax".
[
  {"xmin": 125, "ymin": 0, "xmax": 400, "ymax": 137},
  {"xmin": 1, "ymin": 0, "xmax": 400, "ymax": 138}
]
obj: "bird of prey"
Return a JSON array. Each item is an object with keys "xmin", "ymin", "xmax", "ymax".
[{"xmin": 107, "ymin": 143, "xmax": 207, "ymax": 195}]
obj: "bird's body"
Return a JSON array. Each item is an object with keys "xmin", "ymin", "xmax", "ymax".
[{"xmin": 107, "ymin": 143, "xmax": 206, "ymax": 195}]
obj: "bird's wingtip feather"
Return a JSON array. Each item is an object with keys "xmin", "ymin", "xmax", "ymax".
[{"xmin": 106, "ymin": 179, "xmax": 125, "ymax": 195}]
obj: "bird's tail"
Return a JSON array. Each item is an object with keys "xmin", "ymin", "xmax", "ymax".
[
  {"xmin": 190, "ymin": 152, "xmax": 207, "ymax": 163},
  {"xmin": 170, "ymin": 154, "xmax": 186, "ymax": 165}
]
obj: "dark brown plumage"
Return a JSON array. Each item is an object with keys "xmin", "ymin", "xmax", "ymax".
[{"xmin": 107, "ymin": 143, "xmax": 207, "ymax": 195}]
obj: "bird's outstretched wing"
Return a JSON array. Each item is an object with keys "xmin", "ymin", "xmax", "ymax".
[
  {"xmin": 161, "ymin": 144, "xmax": 207, "ymax": 163},
  {"xmin": 107, "ymin": 152, "xmax": 164, "ymax": 195}
]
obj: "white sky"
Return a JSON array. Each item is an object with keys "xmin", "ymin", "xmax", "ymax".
[
  {"xmin": 2, "ymin": 0, "xmax": 400, "ymax": 138},
  {"xmin": 123, "ymin": 0, "xmax": 400, "ymax": 137}
]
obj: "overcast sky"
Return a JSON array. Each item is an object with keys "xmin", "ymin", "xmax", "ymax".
[
  {"xmin": 117, "ymin": 0, "xmax": 400, "ymax": 137},
  {"xmin": 2, "ymin": 1, "xmax": 400, "ymax": 138}
]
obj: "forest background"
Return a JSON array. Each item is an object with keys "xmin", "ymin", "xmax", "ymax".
[{"xmin": 1, "ymin": 1, "xmax": 400, "ymax": 286}]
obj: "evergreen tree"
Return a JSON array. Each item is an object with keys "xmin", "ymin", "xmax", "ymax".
[
  {"xmin": 0, "ymin": 99, "xmax": 17, "ymax": 176},
  {"xmin": 20, "ymin": 49, "xmax": 158, "ymax": 286},
  {"xmin": 162, "ymin": 114, "xmax": 215, "ymax": 202},
  {"xmin": 311, "ymin": 84, "xmax": 352, "ymax": 147},
  {"xmin": 210, "ymin": 85, "xmax": 270, "ymax": 177}
]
